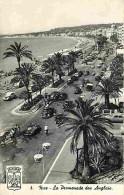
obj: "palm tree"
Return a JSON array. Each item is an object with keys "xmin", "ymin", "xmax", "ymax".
[
  {"xmin": 59, "ymin": 98, "xmax": 113, "ymax": 180},
  {"xmin": 68, "ymin": 51, "xmax": 78, "ymax": 70},
  {"xmin": 3, "ymin": 42, "xmax": 33, "ymax": 68},
  {"xmin": 95, "ymin": 78, "xmax": 121, "ymax": 109},
  {"xmin": 15, "ymin": 63, "xmax": 34, "ymax": 102},
  {"xmin": 42, "ymin": 57, "xmax": 55, "ymax": 84},
  {"xmin": 53, "ymin": 52, "xmax": 64, "ymax": 80},
  {"xmin": 32, "ymin": 73, "xmax": 45, "ymax": 95}
]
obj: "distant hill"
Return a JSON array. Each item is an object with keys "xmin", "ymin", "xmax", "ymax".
[
  {"xmin": 0, "ymin": 23, "xmax": 122, "ymax": 37},
  {"xmin": 48, "ymin": 23, "xmax": 122, "ymax": 34}
]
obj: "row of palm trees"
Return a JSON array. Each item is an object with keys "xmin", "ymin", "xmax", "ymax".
[
  {"xmin": 3, "ymin": 42, "xmax": 80, "ymax": 92},
  {"xmin": 42, "ymin": 50, "xmax": 79, "ymax": 84}
]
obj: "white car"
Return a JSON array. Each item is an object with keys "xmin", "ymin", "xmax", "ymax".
[{"xmin": 3, "ymin": 92, "xmax": 16, "ymax": 101}]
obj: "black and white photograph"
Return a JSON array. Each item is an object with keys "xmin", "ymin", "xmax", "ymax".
[{"xmin": 0, "ymin": 0, "xmax": 124, "ymax": 190}]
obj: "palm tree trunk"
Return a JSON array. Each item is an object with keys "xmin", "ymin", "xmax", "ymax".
[
  {"xmin": 17, "ymin": 58, "xmax": 21, "ymax": 68},
  {"xmin": 59, "ymin": 74, "xmax": 61, "ymax": 80},
  {"xmin": 105, "ymin": 94, "xmax": 110, "ymax": 109},
  {"xmin": 82, "ymin": 130, "xmax": 90, "ymax": 180},
  {"xmin": 52, "ymin": 71, "xmax": 54, "ymax": 84}
]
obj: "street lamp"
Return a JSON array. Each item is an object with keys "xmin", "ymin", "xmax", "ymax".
[{"xmin": 34, "ymin": 143, "xmax": 51, "ymax": 177}]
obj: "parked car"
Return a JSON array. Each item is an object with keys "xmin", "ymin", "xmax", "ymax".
[
  {"xmin": 86, "ymin": 83, "xmax": 93, "ymax": 91},
  {"xmin": 23, "ymin": 123, "xmax": 41, "ymax": 136},
  {"xmin": 59, "ymin": 93, "xmax": 68, "ymax": 100},
  {"xmin": 71, "ymin": 75, "xmax": 78, "ymax": 81},
  {"xmin": 74, "ymin": 71, "xmax": 83, "ymax": 77},
  {"xmin": 50, "ymin": 91, "xmax": 60, "ymax": 101},
  {"xmin": 50, "ymin": 91, "xmax": 67, "ymax": 101},
  {"xmin": 3, "ymin": 92, "xmax": 17, "ymax": 101},
  {"xmin": 42, "ymin": 107, "xmax": 55, "ymax": 118},
  {"xmin": 111, "ymin": 114, "xmax": 124, "ymax": 123},
  {"xmin": 97, "ymin": 64, "xmax": 102, "ymax": 68},
  {"xmin": 63, "ymin": 101, "xmax": 74, "ymax": 109},
  {"xmin": 91, "ymin": 72, "xmax": 95, "ymax": 76},
  {"xmin": 67, "ymin": 78, "xmax": 73, "ymax": 85},
  {"xmin": 74, "ymin": 87, "xmax": 82, "ymax": 94}
]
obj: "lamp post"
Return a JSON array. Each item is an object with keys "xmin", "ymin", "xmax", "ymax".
[{"xmin": 34, "ymin": 143, "xmax": 51, "ymax": 177}]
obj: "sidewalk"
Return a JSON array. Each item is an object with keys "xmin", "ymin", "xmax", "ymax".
[{"xmin": 42, "ymin": 136, "xmax": 82, "ymax": 184}]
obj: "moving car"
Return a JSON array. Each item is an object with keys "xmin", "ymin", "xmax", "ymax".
[
  {"xmin": 41, "ymin": 106, "xmax": 55, "ymax": 119},
  {"xmin": 23, "ymin": 123, "xmax": 41, "ymax": 136},
  {"xmin": 3, "ymin": 92, "xmax": 17, "ymax": 101},
  {"xmin": 74, "ymin": 87, "xmax": 82, "ymax": 94},
  {"xmin": 55, "ymin": 113, "xmax": 67, "ymax": 125}
]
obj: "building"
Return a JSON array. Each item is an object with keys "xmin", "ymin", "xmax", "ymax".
[{"xmin": 117, "ymin": 24, "xmax": 124, "ymax": 45}]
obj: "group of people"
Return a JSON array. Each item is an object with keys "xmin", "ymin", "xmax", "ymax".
[{"xmin": 10, "ymin": 124, "xmax": 20, "ymax": 138}]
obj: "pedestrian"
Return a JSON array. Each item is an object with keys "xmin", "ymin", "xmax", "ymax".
[
  {"xmin": 10, "ymin": 128, "xmax": 15, "ymax": 137},
  {"xmin": 14, "ymin": 124, "xmax": 20, "ymax": 135},
  {"xmin": 44, "ymin": 124, "xmax": 48, "ymax": 135}
]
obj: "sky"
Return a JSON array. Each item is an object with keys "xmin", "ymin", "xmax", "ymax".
[{"xmin": 0, "ymin": 0, "xmax": 124, "ymax": 35}]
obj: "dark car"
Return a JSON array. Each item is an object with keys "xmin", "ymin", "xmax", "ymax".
[
  {"xmin": 50, "ymin": 91, "xmax": 67, "ymax": 101},
  {"xmin": 23, "ymin": 123, "xmax": 41, "ymax": 136},
  {"xmin": 50, "ymin": 91, "xmax": 60, "ymax": 101},
  {"xmin": 63, "ymin": 101, "xmax": 74, "ymax": 109},
  {"xmin": 71, "ymin": 75, "xmax": 78, "ymax": 81},
  {"xmin": 41, "ymin": 107, "xmax": 55, "ymax": 119},
  {"xmin": 74, "ymin": 87, "xmax": 82, "ymax": 94},
  {"xmin": 75, "ymin": 71, "xmax": 83, "ymax": 77},
  {"xmin": 55, "ymin": 113, "xmax": 67, "ymax": 125},
  {"xmin": 59, "ymin": 93, "xmax": 68, "ymax": 100}
]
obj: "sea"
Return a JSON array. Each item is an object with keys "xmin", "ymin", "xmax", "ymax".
[{"xmin": 0, "ymin": 36, "xmax": 77, "ymax": 72}]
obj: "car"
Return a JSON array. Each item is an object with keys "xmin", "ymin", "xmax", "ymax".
[
  {"xmin": 3, "ymin": 92, "xmax": 17, "ymax": 101},
  {"xmin": 74, "ymin": 71, "xmax": 83, "ymax": 77},
  {"xmin": 91, "ymin": 72, "xmax": 96, "ymax": 76},
  {"xmin": 41, "ymin": 107, "xmax": 55, "ymax": 118},
  {"xmin": 111, "ymin": 114, "xmax": 124, "ymax": 123},
  {"xmin": 71, "ymin": 75, "xmax": 78, "ymax": 81},
  {"xmin": 23, "ymin": 123, "xmax": 41, "ymax": 136},
  {"xmin": 55, "ymin": 113, "xmax": 67, "ymax": 125},
  {"xmin": 50, "ymin": 91, "xmax": 60, "ymax": 101},
  {"xmin": 86, "ymin": 83, "xmax": 94, "ymax": 91},
  {"xmin": 95, "ymin": 75, "xmax": 101, "ymax": 81},
  {"xmin": 74, "ymin": 87, "xmax": 82, "ymax": 94},
  {"xmin": 50, "ymin": 91, "xmax": 67, "ymax": 101},
  {"xmin": 59, "ymin": 93, "xmax": 68, "ymax": 100},
  {"xmin": 97, "ymin": 64, "xmax": 102, "ymax": 68},
  {"xmin": 67, "ymin": 78, "xmax": 73, "ymax": 85},
  {"xmin": 63, "ymin": 101, "xmax": 74, "ymax": 109}
]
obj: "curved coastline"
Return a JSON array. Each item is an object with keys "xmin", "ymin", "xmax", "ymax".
[{"xmin": 0, "ymin": 36, "xmax": 79, "ymax": 72}]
